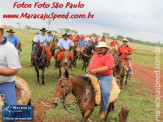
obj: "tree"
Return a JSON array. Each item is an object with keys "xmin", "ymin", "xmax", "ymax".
[
  {"xmin": 102, "ymin": 32, "xmax": 110, "ymax": 39},
  {"xmin": 17, "ymin": 23, "xmax": 21, "ymax": 29},
  {"xmin": 47, "ymin": 19, "xmax": 51, "ymax": 30},
  {"xmin": 92, "ymin": 33, "xmax": 97, "ymax": 37},
  {"xmin": 64, "ymin": 28, "xmax": 71, "ymax": 33},
  {"xmin": 117, "ymin": 35, "xmax": 123, "ymax": 40}
]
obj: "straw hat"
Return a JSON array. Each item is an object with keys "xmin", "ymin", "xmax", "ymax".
[
  {"xmin": 114, "ymin": 37, "xmax": 117, "ymax": 40},
  {"xmin": 122, "ymin": 38, "xmax": 129, "ymax": 42},
  {"xmin": 96, "ymin": 42, "xmax": 109, "ymax": 48}
]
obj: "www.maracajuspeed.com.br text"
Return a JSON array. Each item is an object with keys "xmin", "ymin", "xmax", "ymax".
[{"xmin": 3, "ymin": 12, "xmax": 94, "ymax": 20}]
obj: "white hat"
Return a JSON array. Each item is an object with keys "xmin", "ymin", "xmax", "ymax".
[
  {"xmin": 96, "ymin": 42, "xmax": 109, "ymax": 48},
  {"xmin": 122, "ymin": 38, "xmax": 129, "ymax": 42}
]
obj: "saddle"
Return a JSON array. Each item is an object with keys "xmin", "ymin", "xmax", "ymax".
[{"xmin": 86, "ymin": 75, "xmax": 120, "ymax": 105}]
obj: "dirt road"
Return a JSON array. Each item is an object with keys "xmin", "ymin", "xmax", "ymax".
[{"xmin": 133, "ymin": 64, "xmax": 163, "ymax": 100}]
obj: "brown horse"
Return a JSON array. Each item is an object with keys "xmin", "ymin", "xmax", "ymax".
[
  {"xmin": 110, "ymin": 45, "xmax": 118, "ymax": 56},
  {"xmin": 54, "ymin": 67, "xmax": 115, "ymax": 122},
  {"xmin": 48, "ymin": 39, "xmax": 58, "ymax": 56},
  {"xmin": 113, "ymin": 53, "xmax": 129, "ymax": 88},
  {"xmin": 57, "ymin": 50, "xmax": 71, "ymax": 76}
]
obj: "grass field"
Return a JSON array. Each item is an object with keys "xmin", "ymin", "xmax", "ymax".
[{"xmin": 3, "ymin": 29, "xmax": 163, "ymax": 121}]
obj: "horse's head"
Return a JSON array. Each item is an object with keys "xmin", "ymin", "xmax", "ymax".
[
  {"xmin": 113, "ymin": 52, "xmax": 122, "ymax": 67},
  {"xmin": 61, "ymin": 50, "xmax": 71, "ymax": 70},
  {"xmin": 31, "ymin": 42, "xmax": 40, "ymax": 56},
  {"xmin": 53, "ymin": 67, "xmax": 72, "ymax": 106}
]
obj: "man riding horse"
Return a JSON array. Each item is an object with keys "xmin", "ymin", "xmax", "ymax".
[
  {"xmin": 77, "ymin": 37, "xmax": 85, "ymax": 60},
  {"xmin": 110, "ymin": 37, "xmax": 119, "ymax": 47},
  {"xmin": 32, "ymin": 28, "xmax": 51, "ymax": 68},
  {"xmin": 117, "ymin": 38, "xmax": 133, "ymax": 78},
  {"xmin": 5, "ymin": 29, "xmax": 22, "ymax": 51},
  {"xmin": 85, "ymin": 42, "xmax": 114, "ymax": 119},
  {"xmin": 54, "ymin": 33, "xmax": 74, "ymax": 70}
]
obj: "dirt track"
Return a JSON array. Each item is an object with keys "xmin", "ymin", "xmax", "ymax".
[{"xmin": 133, "ymin": 64, "xmax": 163, "ymax": 100}]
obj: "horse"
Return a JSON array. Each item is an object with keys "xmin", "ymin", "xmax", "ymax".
[
  {"xmin": 113, "ymin": 53, "xmax": 129, "ymax": 88},
  {"xmin": 110, "ymin": 44, "xmax": 118, "ymax": 56},
  {"xmin": 57, "ymin": 50, "xmax": 72, "ymax": 77},
  {"xmin": 81, "ymin": 45, "xmax": 95, "ymax": 72},
  {"xmin": 54, "ymin": 67, "xmax": 115, "ymax": 122},
  {"xmin": 31, "ymin": 42, "xmax": 47, "ymax": 86},
  {"xmin": 48, "ymin": 39, "xmax": 58, "ymax": 56}
]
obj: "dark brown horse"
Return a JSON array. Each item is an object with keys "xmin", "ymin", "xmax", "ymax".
[
  {"xmin": 113, "ymin": 53, "xmax": 129, "ymax": 88},
  {"xmin": 81, "ymin": 44, "xmax": 95, "ymax": 72},
  {"xmin": 53, "ymin": 67, "xmax": 115, "ymax": 122},
  {"xmin": 31, "ymin": 42, "xmax": 47, "ymax": 86}
]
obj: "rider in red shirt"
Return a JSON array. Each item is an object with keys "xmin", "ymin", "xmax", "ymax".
[
  {"xmin": 68, "ymin": 34, "xmax": 73, "ymax": 41},
  {"xmin": 117, "ymin": 39, "xmax": 133, "ymax": 77},
  {"xmin": 110, "ymin": 37, "xmax": 119, "ymax": 47},
  {"xmin": 86, "ymin": 42, "xmax": 114, "ymax": 119},
  {"xmin": 100, "ymin": 36, "xmax": 106, "ymax": 42}
]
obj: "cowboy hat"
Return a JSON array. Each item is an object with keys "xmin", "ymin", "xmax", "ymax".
[
  {"xmin": 96, "ymin": 42, "xmax": 109, "ymax": 48},
  {"xmin": 47, "ymin": 31, "xmax": 52, "ymax": 34},
  {"xmin": 7, "ymin": 29, "xmax": 15, "ymax": 33},
  {"xmin": 122, "ymin": 38, "xmax": 129, "ymax": 42},
  {"xmin": 102, "ymin": 36, "xmax": 105, "ymax": 38},
  {"xmin": 40, "ymin": 28, "xmax": 48, "ymax": 32},
  {"xmin": 62, "ymin": 33, "xmax": 69, "ymax": 37},
  {"xmin": 114, "ymin": 37, "xmax": 117, "ymax": 40}
]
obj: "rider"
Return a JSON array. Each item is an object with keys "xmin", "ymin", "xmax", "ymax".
[
  {"xmin": 110, "ymin": 37, "xmax": 119, "ymax": 47},
  {"xmin": 47, "ymin": 31, "xmax": 54, "ymax": 44},
  {"xmin": 100, "ymin": 36, "xmax": 106, "ymax": 42},
  {"xmin": 0, "ymin": 26, "xmax": 21, "ymax": 105},
  {"xmin": 95, "ymin": 35, "xmax": 100, "ymax": 45},
  {"xmin": 5, "ymin": 29, "xmax": 20, "ymax": 50},
  {"xmin": 68, "ymin": 33, "xmax": 73, "ymax": 41},
  {"xmin": 86, "ymin": 39, "xmax": 92, "ymax": 47},
  {"xmin": 33, "ymin": 28, "xmax": 51, "ymax": 68},
  {"xmin": 86, "ymin": 42, "xmax": 114, "ymax": 119},
  {"xmin": 77, "ymin": 37, "xmax": 85, "ymax": 60},
  {"xmin": 54, "ymin": 33, "xmax": 74, "ymax": 70},
  {"xmin": 117, "ymin": 38, "xmax": 133, "ymax": 78}
]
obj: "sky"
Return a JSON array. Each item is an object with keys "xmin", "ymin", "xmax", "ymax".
[{"xmin": 0, "ymin": 0, "xmax": 163, "ymax": 43}]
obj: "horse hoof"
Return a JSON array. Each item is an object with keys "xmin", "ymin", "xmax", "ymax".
[{"xmin": 37, "ymin": 84, "xmax": 40, "ymax": 87}]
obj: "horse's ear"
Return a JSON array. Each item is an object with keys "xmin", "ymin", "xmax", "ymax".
[
  {"xmin": 65, "ymin": 70, "xmax": 69, "ymax": 79},
  {"xmin": 118, "ymin": 52, "xmax": 122, "ymax": 56}
]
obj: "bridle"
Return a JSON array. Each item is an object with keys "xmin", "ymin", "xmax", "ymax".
[{"xmin": 54, "ymin": 76, "xmax": 90, "ymax": 113}]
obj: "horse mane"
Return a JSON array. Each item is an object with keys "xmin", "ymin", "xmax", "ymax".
[{"xmin": 76, "ymin": 75, "xmax": 93, "ymax": 86}]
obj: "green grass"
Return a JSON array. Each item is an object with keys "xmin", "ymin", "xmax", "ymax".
[{"xmin": 3, "ymin": 29, "xmax": 162, "ymax": 121}]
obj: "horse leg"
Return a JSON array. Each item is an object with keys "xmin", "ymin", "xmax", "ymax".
[
  {"xmin": 42, "ymin": 67, "xmax": 45, "ymax": 85},
  {"xmin": 104, "ymin": 102, "xmax": 114, "ymax": 122},
  {"xmin": 120, "ymin": 76, "xmax": 124, "ymax": 89},
  {"xmin": 82, "ymin": 60, "xmax": 85, "ymax": 71},
  {"xmin": 35, "ymin": 66, "xmax": 40, "ymax": 86},
  {"xmin": 125, "ymin": 73, "xmax": 129, "ymax": 85},
  {"xmin": 81, "ymin": 110, "xmax": 94, "ymax": 122}
]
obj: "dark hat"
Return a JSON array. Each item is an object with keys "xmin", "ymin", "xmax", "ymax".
[
  {"xmin": 47, "ymin": 31, "xmax": 52, "ymax": 34},
  {"xmin": 40, "ymin": 28, "xmax": 48, "ymax": 32},
  {"xmin": 62, "ymin": 33, "xmax": 69, "ymax": 37},
  {"xmin": 102, "ymin": 36, "xmax": 105, "ymax": 38},
  {"xmin": 7, "ymin": 29, "xmax": 15, "ymax": 33}
]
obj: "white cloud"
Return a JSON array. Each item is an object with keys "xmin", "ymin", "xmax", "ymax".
[{"xmin": 0, "ymin": 0, "xmax": 163, "ymax": 43}]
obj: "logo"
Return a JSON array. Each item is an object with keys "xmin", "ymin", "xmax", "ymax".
[{"xmin": 2, "ymin": 105, "xmax": 33, "ymax": 121}]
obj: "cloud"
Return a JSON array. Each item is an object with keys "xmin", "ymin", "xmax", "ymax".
[{"xmin": 0, "ymin": 0, "xmax": 163, "ymax": 43}]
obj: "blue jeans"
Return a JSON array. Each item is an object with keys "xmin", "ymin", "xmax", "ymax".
[
  {"xmin": 0, "ymin": 81, "xmax": 17, "ymax": 105},
  {"xmin": 84, "ymin": 72, "xmax": 113, "ymax": 111},
  {"xmin": 129, "ymin": 59, "xmax": 133, "ymax": 75}
]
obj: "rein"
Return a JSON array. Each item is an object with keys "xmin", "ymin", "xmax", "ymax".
[{"xmin": 56, "ymin": 76, "xmax": 90, "ymax": 113}]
